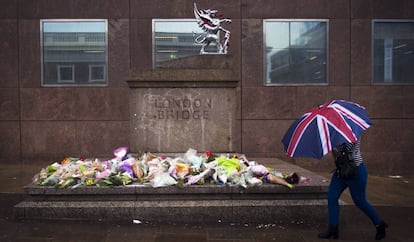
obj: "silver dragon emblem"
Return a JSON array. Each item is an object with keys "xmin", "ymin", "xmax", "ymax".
[{"xmin": 193, "ymin": 3, "xmax": 231, "ymax": 54}]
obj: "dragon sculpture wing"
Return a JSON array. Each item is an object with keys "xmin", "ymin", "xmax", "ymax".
[{"xmin": 194, "ymin": 3, "xmax": 217, "ymax": 31}]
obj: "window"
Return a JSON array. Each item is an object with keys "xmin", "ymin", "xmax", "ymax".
[
  {"xmin": 372, "ymin": 20, "xmax": 414, "ymax": 84},
  {"xmin": 89, "ymin": 64, "xmax": 105, "ymax": 82},
  {"xmin": 264, "ymin": 20, "xmax": 328, "ymax": 85},
  {"xmin": 41, "ymin": 20, "xmax": 108, "ymax": 86},
  {"xmin": 153, "ymin": 19, "xmax": 217, "ymax": 68},
  {"xmin": 57, "ymin": 64, "xmax": 75, "ymax": 83}
]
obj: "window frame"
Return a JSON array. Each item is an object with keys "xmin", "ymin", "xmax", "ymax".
[
  {"xmin": 371, "ymin": 19, "xmax": 414, "ymax": 85},
  {"xmin": 40, "ymin": 19, "xmax": 108, "ymax": 87},
  {"xmin": 263, "ymin": 19, "xmax": 329, "ymax": 86}
]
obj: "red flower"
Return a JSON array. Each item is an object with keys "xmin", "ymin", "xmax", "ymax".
[{"xmin": 205, "ymin": 151, "xmax": 213, "ymax": 157}]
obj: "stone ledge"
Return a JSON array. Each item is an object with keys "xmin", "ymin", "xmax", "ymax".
[
  {"xmin": 14, "ymin": 200, "xmax": 329, "ymax": 223},
  {"xmin": 22, "ymin": 183, "xmax": 327, "ymax": 202},
  {"xmin": 158, "ymin": 54, "xmax": 235, "ymax": 69},
  {"xmin": 127, "ymin": 69, "xmax": 239, "ymax": 88},
  {"xmin": 24, "ymin": 182, "xmax": 327, "ymax": 195}
]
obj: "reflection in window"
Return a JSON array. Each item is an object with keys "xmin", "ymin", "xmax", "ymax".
[
  {"xmin": 89, "ymin": 64, "xmax": 105, "ymax": 82},
  {"xmin": 57, "ymin": 64, "xmax": 74, "ymax": 83},
  {"xmin": 373, "ymin": 20, "xmax": 414, "ymax": 84},
  {"xmin": 264, "ymin": 20, "xmax": 328, "ymax": 85},
  {"xmin": 153, "ymin": 20, "xmax": 217, "ymax": 68},
  {"xmin": 41, "ymin": 20, "xmax": 107, "ymax": 86}
]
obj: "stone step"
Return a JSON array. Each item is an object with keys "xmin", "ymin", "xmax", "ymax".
[
  {"xmin": 15, "ymin": 199, "xmax": 328, "ymax": 224},
  {"xmin": 14, "ymin": 158, "xmax": 331, "ymax": 223}
]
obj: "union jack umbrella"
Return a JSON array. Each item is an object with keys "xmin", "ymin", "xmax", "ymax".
[{"xmin": 282, "ymin": 100, "xmax": 372, "ymax": 159}]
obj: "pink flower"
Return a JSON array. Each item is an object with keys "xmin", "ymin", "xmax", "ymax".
[
  {"xmin": 113, "ymin": 147, "xmax": 129, "ymax": 160},
  {"xmin": 95, "ymin": 170, "xmax": 111, "ymax": 183}
]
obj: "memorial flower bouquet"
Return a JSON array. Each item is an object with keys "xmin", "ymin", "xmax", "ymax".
[
  {"xmin": 32, "ymin": 148, "xmax": 135, "ymax": 188},
  {"xmin": 32, "ymin": 147, "xmax": 309, "ymax": 189}
]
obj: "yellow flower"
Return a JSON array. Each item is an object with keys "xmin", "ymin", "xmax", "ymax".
[{"xmin": 86, "ymin": 178, "xmax": 94, "ymax": 186}]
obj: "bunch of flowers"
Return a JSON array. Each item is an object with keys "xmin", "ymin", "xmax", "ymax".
[{"xmin": 33, "ymin": 147, "xmax": 310, "ymax": 189}]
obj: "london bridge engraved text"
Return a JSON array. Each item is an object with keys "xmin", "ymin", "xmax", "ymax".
[{"xmin": 154, "ymin": 97, "xmax": 212, "ymax": 120}]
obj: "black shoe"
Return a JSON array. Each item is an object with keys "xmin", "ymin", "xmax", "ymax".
[
  {"xmin": 375, "ymin": 221, "xmax": 388, "ymax": 240},
  {"xmin": 318, "ymin": 225, "xmax": 338, "ymax": 239}
]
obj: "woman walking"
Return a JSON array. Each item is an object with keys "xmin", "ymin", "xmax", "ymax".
[{"xmin": 318, "ymin": 138, "xmax": 388, "ymax": 240}]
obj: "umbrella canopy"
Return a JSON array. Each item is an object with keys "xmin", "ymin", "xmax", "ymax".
[{"xmin": 282, "ymin": 100, "xmax": 372, "ymax": 159}]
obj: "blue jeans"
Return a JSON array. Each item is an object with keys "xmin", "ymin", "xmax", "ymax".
[{"xmin": 328, "ymin": 163, "xmax": 381, "ymax": 226}]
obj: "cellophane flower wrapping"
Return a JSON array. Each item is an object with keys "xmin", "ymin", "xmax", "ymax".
[{"xmin": 32, "ymin": 147, "xmax": 306, "ymax": 189}]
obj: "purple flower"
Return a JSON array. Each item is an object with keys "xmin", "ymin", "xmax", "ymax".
[{"xmin": 119, "ymin": 162, "xmax": 134, "ymax": 178}]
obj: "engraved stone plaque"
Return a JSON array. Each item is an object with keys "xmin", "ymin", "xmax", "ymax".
[{"xmin": 130, "ymin": 87, "xmax": 237, "ymax": 152}]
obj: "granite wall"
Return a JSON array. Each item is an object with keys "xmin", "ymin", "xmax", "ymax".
[{"xmin": 1, "ymin": 0, "xmax": 414, "ymax": 189}]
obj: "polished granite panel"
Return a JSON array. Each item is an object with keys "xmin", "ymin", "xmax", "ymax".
[
  {"xmin": 363, "ymin": 119, "xmax": 407, "ymax": 153},
  {"xmin": 241, "ymin": 0, "xmax": 349, "ymax": 18},
  {"xmin": 75, "ymin": 88, "xmax": 129, "ymax": 121},
  {"xmin": 0, "ymin": 121, "xmax": 20, "ymax": 163},
  {"xmin": 130, "ymin": 0, "xmax": 241, "ymax": 19},
  {"xmin": 328, "ymin": 19, "xmax": 351, "ymax": 86},
  {"xmin": 295, "ymin": 87, "xmax": 333, "ymax": 114},
  {"xmin": 241, "ymin": 87, "xmax": 296, "ymax": 119},
  {"xmin": 0, "ymin": 20, "xmax": 18, "ymax": 88},
  {"xmin": 241, "ymin": 119, "xmax": 292, "ymax": 155},
  {"xmin": 20, "ymin": 88, "xmax": 76, "ymax": 121},
  {"xmin": 0, "ymin": 0, "xmax": 16, "ymax": 19},
  {"xmin": 241, "ymin": 19, "xmax": 263, "ymax": 88},
  {"xmin": 108, "ymin": 19, "xmax": 130, "ymax": 88},
  {"xmin": 400, "ymin": 120, "xmax": 414, "ymax": 152},
  {"xmin": 372, "ymin": 0, "xmax": 413, "ymax": 19},
  {"xmin": 350, "ymin": 19, "xmax": 371, "ymax": 86},
  {"xmin": 242, "ymin": 86, "xmax": 352, "ymax": 121},
  {"xmin": 18, "ymin": 20, "xmax": 41, "ymax": 88},
  {"xmin": 20, "ymin": 121, "xmax": 78, "ymax": 159},
  {"xmin": 352, "ymin": 86, "xmax": 410, "ymax": 119},
  {"xmin": 130, "ymin": 19, "xmax": 153, "ymax": 70},
  {"xmin": 227, "ymin": 19, "xmax": 242, "ymax": 71},
  {"xmin": 0, "ymin": 88, "xmax": 19, "ymax": 120},
  {"xmin": 364, "ymin": 151, "xmax": 414, "ymax": 175},
  {"xmin": 403, "ymin": 86, "xmax": 414, "ymax": 118},
  {"xmin": 76, "ymin": 121, "xmax": 129, "ymax": 157},
  {"xmin": 351, "ymin": 0, "xmax": 374, "ymax": 19},
  {"xmin": 18, "ymin": 0, "xmax": 129, "ymax": 18},
  {"xmin": 296, "ymin": 86, "xmax": 351, "ymax": 113}
]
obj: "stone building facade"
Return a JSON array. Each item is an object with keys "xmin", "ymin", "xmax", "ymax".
[{"xmin": 1, "ymin": 0, "xmax": 414, "ymax": 186}]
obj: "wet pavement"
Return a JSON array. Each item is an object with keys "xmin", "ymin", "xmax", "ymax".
[{"xmin": 1, "ymin": 174, "xmax": 413, "ymax": 242}]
